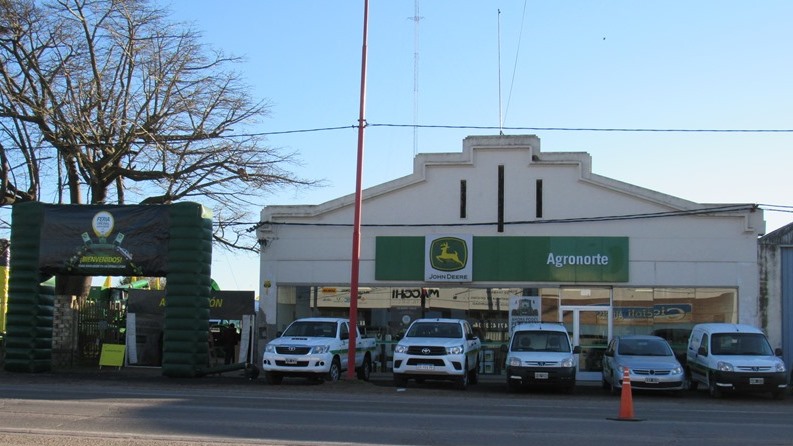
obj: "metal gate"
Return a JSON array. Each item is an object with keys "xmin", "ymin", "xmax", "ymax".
[{"xmin": 76, "ymin": 296, "xmax": 126, "ymax": 361}]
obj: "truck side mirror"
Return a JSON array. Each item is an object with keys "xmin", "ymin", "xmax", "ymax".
[
  {"xmin": 573, "ymin": 345, "xmax": 581, "ymax": 354},
  {"xmin": 775, "ymin": 347, "xmax": 783, "ymax": 357},
  {"xmin": 275, "ymin": 331, "xmax": 283, "ymax": 338}
]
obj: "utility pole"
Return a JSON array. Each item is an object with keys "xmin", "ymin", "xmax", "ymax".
[{"xmin": 347, "ymin": 0, "xmax": 369, "ymax": 380}]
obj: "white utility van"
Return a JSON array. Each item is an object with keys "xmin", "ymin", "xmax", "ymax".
[
  {"xmin": 505, "ymin": 323, "xmax": 580, "ymax": 393},
  {"xmin": 686, "ymin": 323, "xmax": 788, "ymax": 399}
]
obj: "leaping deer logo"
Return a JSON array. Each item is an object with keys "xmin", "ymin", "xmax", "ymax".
[
  {"xmin": 436, "ymin": 242, "xmax": 464, "ymax": 267},
  {"xmin": 430, "ymin": 238, "xmax": 468, "ymax": 271}
]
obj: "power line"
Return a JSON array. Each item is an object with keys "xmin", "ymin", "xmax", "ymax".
[
  {"xmin": 241, "ymin": 203, "xmax": 792, "ymax": 233},
  {"xmin": 503, "ymin": 0, "xmax": 529, "ymax": 126},
  {"xmin": 759, "ymin": 204, "xmax": 793, "ymax": 214},
  {"xmin": 240, "ymin": 123, "xmax": 793, "ymax": 139},
  {"xmin": 249, "ymin": 204, "xmax": 761, "ymax": 232},
  {"xmin": 366, "ymin": 123, "xmax": 793, "ymax": 133},
  {"xmin": 5, "ymin": 123, "xmax": 793, "ymax": 151}
]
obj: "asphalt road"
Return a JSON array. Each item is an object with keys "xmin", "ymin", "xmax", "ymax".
[{"xmin": 0, "ymin": 368, "xmax": 791, "ymax": 446}]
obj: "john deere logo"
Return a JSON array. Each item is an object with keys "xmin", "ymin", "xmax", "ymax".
[{"xmin": 430, "ymin": 237, "xmax": 468, "ymax": 271}]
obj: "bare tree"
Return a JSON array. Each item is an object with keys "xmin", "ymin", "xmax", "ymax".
[{"xmin": 0, "ymin": 0, "xmax": 316, "ymax": 252}]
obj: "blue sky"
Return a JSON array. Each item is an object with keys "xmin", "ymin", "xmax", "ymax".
[{"xmin": 167, "ymin": 1, "xmax": 793, "ymax": 293}]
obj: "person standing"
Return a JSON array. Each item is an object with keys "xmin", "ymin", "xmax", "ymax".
[{"xmin": 221, "ymin": 323, "xmax": 240, "ymax": 364}]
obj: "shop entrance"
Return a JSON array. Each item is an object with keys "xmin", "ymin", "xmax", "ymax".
[{"xmin": 561, "ymin": 306, "xmax": 612, "ymax": 382}]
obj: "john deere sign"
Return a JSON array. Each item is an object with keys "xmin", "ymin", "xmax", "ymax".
[
  {"xmin": 377, "ymin": 235, "xmax": 629, "ymax": 282},
  {"xmin": 425, "ymin": 234, "xmax": 473, "ymax": 282}
]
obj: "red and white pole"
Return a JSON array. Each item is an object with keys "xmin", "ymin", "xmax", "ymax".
[{"xmin": 347, "ymin": 0, "xmax": 369, "ymax": 380}]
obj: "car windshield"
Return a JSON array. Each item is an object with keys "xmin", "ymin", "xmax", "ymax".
[
  {"xmin": 282, "ymin": 321, "xmax": 337, "ymax": 338},
  {"xmin": 406, "ymin": 322, "xmax": 462, "ymax": 338},
  {"xmin": 511, "ymin": 332, "xmax": 570, "ymax": 352},
  {"xmin": 711, "ymin": 333, "xmax": 774, "ymax": 356},
  {"xmin": 617, "ymin": 338, "xmax": 672, "ymax": 356}
]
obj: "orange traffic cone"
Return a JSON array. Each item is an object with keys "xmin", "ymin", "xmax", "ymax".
[{"xmin": 609, "ymin": 367, "xmax": 643, "ymax": 421}]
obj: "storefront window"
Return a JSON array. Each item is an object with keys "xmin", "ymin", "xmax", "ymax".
[
  {"xmin": 269, "ymin": 284, "xmax": 737, "ymax": 375},
  {"xmin": 558, "ymin": 287, "xmax": 611, "ymax": 307},
  {"xmin": 612, "ymin": 288, "xmax": 656, "ymax": 337},
  {"xmin": 691, "ymin": 288, "xmax": 738, "ymax": 324}
]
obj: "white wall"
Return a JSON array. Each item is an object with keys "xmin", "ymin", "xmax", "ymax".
[{"xmin": 259, "ymin": 135, "xmax": 764, "ymax": 327}]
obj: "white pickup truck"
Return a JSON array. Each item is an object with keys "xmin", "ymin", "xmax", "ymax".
[
  {"xmin": 261, "ymin": 317, "xmax": 377, "ymax": 384},
  {"xmin": 392, "ymin": 318, "xmax": 481, "ymax": 390}
]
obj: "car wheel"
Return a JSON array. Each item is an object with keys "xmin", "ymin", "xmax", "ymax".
[
  {"xmin": 244, "ymin": 365, "xmax": 260, "ymax": 380},
  {"xmin": 468, "ymin": 361, "xmax": 479, "ymax": 385},
  {"xmin": 610, "ymin": 375, "xmax": 620, "ymax": 396},
  {"xmin": 393, "ymin": 373, "xmax": 408, "ymax": 387},
  {"xmin": 686, "ymin": 370, "xmax": 698, "ymax": 391},
  {"xmin": 356, "ymin": 355, "xmax": 372, "ymax": 381},
  {"xmin": 708, "ymin": 374, "xmax": 721, "ymax": 398},
  {"xmin": 772, "ymin": 389, "xmax": 787, "ymax": 400},
  {"xmin": 507, "ymin": 379, "xmax": 520, "ymax": 393},
  {"xmin": 326, "ymin": 357, "xmax": 341, "ymax": 382},
  {"xmin": 601, "ymin": 374, "xmax": 610, "ymax": 390},
  {"xmin": 456, "ymin": 361, "xmax": 469, "ymax": 390},
  {"xmin": 265, "ymin": 372, "xmax": 283, "ymax": 385}
]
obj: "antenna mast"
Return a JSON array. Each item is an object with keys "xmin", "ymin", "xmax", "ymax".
[
  {"xmin": 411, "ymin": 1, "xmax": 422, "ymax": 156},
  {"xmin": 497, "ymin": 9, "xmax": 503, "ymax": 135}
]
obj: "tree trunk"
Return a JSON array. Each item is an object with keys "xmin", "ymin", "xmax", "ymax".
[{"xmin": 54, "ymin": 275, "xmax": 92, "ymax": 297}]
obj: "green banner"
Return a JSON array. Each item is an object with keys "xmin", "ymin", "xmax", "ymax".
[
  {"xmin": 128, "ymin": 289, "xmax": 255, "ymax": 319},
  {"xmin": 376, "ymin": 236, "xmax": 629, "ymax": 282}
]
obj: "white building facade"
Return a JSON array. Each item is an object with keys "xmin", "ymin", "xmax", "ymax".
[{"xmin": 257, "ymin": 135, "xmax": 765, "ymax": 379}]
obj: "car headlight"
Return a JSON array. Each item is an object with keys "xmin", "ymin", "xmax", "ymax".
[
  {"xmin": 446, "ymin": 345, "xmax": 464, "ymax": 355},
  {"xmin": 775, "ymin": 361, "xmax": 786, "ymax": 372},
  {"xmin": 561, "ymin": 357, "xmax": 574, "ymax": 368},
  {"xmin": 618, "ymin": 365, "xmax": 629, "ymax": 375},
  {"xmin": 264, "ymin": 344, "xmax": 275, "ymax": 353},
  {"xmin": 508, "ymin": 357, "xmax": 522, "ymax": 367},
  {"xmin": 671, "ymin": 366, "xmax": 683, "ymax": 375},
  {"xmin": 310, "ymin": 345, "xmax": 330, "ymax": 354},
  {"xmin": 394, "ymin": 344, "xmax": 408, "ymax": 354},
  {"xmin": 716, "ymin": 361, "xmax": 734, "ymax": 372}
]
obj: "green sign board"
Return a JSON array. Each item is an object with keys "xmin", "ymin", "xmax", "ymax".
[{"xmin": 376, "ymin": 236, "xmax": 629, "ymax": 282}]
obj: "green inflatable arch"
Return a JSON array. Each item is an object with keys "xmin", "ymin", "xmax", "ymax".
[{"xmin": 4, "ymin": 202, "xmax": 213, "ymax": 378}]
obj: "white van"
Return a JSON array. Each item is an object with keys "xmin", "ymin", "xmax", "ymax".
[
  {"xmin": 505, "ymin": 323, "xmax": 580, "ymax": 393},
  {"xmin": 686, "ymin": 323, "xmax": 788, "ymax": 399}
]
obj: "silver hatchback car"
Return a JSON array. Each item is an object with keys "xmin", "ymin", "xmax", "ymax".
[{"xmin": 602, "ymin": 335, "xmax": 686, "ymax": 394}]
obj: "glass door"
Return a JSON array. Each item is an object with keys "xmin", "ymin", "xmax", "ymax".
[{"xmin": 561, "ymin": 306, "xmax": 612, "ymax": 382}]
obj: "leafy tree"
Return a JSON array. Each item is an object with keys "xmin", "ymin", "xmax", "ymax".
[{"xmin": 0, "ymin": 0, "xmax": 315, "ymax": 256}]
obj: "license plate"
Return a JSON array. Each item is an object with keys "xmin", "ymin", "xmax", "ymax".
[
  {"xmin": 534, "ymin": 372, "xmax": 549, "ymax": 379},
  {"xmin": 285, "ymin": 358, "xmax": 297, "ymax": 365},
  {"xmin": 416, "ymin": 364, "xmax": 434, "ymax": 371},
  {"xmin": 749, "ymin": 377, "xmax": 764, "ymax": 385},
  {"xmin": 644, "ymin": 377, "xmax": 659, "ymax": 383}
]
